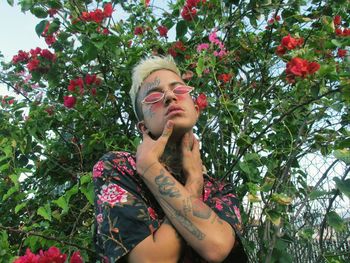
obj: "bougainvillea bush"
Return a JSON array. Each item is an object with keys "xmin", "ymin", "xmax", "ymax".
[{"xmin": 0, "ymin": 0, "xmax": 349, "ymax": 262}]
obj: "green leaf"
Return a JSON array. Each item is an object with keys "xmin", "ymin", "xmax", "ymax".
[
  {"xmin": 176, "ymin": 20, "xmax": 187, "ymax": 39},
  {"xmin": 266, "ymin": 210, "xmax": 281, "ymax": 226},
  {"xmin": 271, "ymin": 193, "xmax": 293, "ymax": 205},
  {"xmin": 20, "ymin": 0, "xmax": 34, "ymax": 12},
  {"xmin": 53, "ymin": 196, "xmax": 69, "ymax": 214},
  {"xmin": 31, "ymin": 7, "xmax": 48, "ymax": 18},
  {"xmin": 47, "ymin": 0, "xmax": 62, "ymax": 9},
  {"xmin": 7, "ymin": 0, "xmax": 14, "ymax": 6},
  {"xmin": 333, "ymin": 149, "xmax": 350, "ymax": 164},
  {"xmin": 48, "ymin": 19, "xmax": 60, "ymax": 34},
  {"xmin": 80, "ymin": 182, "xmax": 94, "ymax": 205},
  {"xmin": 80, "ymin": 174, "xmax": 92, "ymax": 185},
  {"xmin": 334, "ymin": 177, "xmax": 350, "ymax": 198},
  {"xmin": 309, "ymin": 190, "xmax": 329, "ymax": 200},
  {"xmin": 3, "ymin": 186, "xmax": 19, "ymax": 201},
  {"xmin": 331, "ymin": 39, "xmax": 342, "ymax": 47},
  {"xmin": 15, "ymin": 202, "xmax": 27, "ymax": 214},
  {"xmin": 326, "ymin": 211, "xmax": 346, "ymax": 232},
  {"xmin": 35, "ymin": 20, "xmax": 48, "ymax": 37},
  {"xmin": 196, "ymin": 57, "xmax": 204, "ymax": 77},
  {"xmin": 37, "ymin": 204, "xmax": 52, "ymax": 221}
]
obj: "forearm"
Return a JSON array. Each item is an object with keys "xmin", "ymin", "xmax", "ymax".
[
  {"xmin": 128, "ymin": 217, "xmax": 182, "ymax": 263},
  {"xmin": 141, "ymin": 162, "xmax": 235, "ymax": 262}
]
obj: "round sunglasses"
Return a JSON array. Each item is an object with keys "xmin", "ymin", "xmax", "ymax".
[{"xmin": 141, "ymin": 85, "xmax": 194, "ymax": 104}]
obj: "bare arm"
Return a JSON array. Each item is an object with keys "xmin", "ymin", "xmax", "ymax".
[{"xmin": 132, "ymin": 121, "xmax": 235, "ymax": 263}]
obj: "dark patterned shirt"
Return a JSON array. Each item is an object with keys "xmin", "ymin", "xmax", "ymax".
[{"xmin": 93, "ymin": 151, "xmax": 247, "ymax": 262}]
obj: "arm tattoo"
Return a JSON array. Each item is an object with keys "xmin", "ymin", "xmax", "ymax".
[
  {"xmin": 191, "ymin": 197, "xmax": 212, "ymax": 219},
  {"xmin": 155, "ymin": 170, "xmax": 181, "ymax": 198},
  {"xmin": 161, "ymin": 198, "xmax": 206, "ymax": 240}
]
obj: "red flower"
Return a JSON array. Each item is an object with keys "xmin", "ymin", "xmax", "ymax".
[
  {"xmin": 48, "ymin": 8, "xmax": 58, "ymax": 17},
  {"xmin": 103, "ymin": 3, "xmax": 113, "ymax": 17},
  {"xmin": 195, "ymin": 93, "xmax": 208, "ymax": 111},
  {"xmin": 81, "ymin": 12, "xmax": 91, "ymax": 21},
  {"xmin": 13, "ymin": 248, "xmax": 39, "ymax": 263},
  {"xmin": 307, "ymin": 62, "xmax": 320, "ymax": 74},
  {"xmin": 70, "ymin": 251, "xmax": 83, "ymax": 263},
  {"xmin": 157, "ymin": 25, "xmax": 168, "ymax": 37},
  {"xmin": 12, "ymin": 50, "xmax": 29, "ymax": 64},
  {"xmin": 286, "ymin": 57, "xmax": 309, "ymax": 77},
  {"xmin": 275, "ymin": 45, "xmax": 286, "ymax": 56},
  {"xmin": 343, "ymin": 28, "xmax": 350, "ymax": 36},
  {"xmin": 334, "ymin": 15, "xmax": 341, "ymax": 26},
  {"xmin": 102, "ymin": 28, "xmax": 110, "ymax": 35},
  {"xmin": 218, "ymin": 73, "xmax": 232, "ymax": 83},
  {"xmin": 134, "ymin": 26, "xmax": 144, "ymax": 35},
  {"xmin": 27, "ymin": 58, "xmax": 40, "ymax": 72},
  {"xmin": 275, "ymin": 15, "xmax": 281, "ymax": 21},
  {"xmin": 335, "ymin": 28, "xmax": 343, "ymax": 36},
  {"xmin": 68, "ymin": 78, "xmax": 84, "ymax": 94},
  {"xmin": 90, "ymin": 9, "xmax": 105, "ymax": 23},
  {"xmin": 85, "ymin": 74, "xmax": 97, "ymax": 85},
  {"xmin": 30, "ymin": 47, "xmax": 42, "ymax": 57},
  {"xmin": 168, "ymin": 47, "xmax": 177, "ymax": 57},
  {"xmin": 91, "ymin": 87, "xmax": 97, "ymax": 96},
  {"xmin": 45, "ymin": 35, "xmax": 56, "ymax": 46},
  {"xmin": 267, "ymin": 18, "xmax": 275, "ymax": 25},
  {"xmin": 64, "ymin": 96, "xmax": 77, "ymax": 108},
  {"xmin": 145, "ymin": 0, "xmax": 150, "ymax": 6},
  {"xmin": 38, "ymin": 247, "xmax": 67, "ymax": 263},
  {"xmin": 281, "ymin": 34, "xmax": 303, "ymax": 50},
  {"xmin": 174, "ymin": 41, "xmax": 186, "ymax": 51},
  {"xmin": 181, "ymin": 6, "xmax": 197, "ymax": 21},
  {"xmin": 337, "ymin": 49, "xmax": 347, "ymax": 58},
  {"xmin": 41, "ymin": 49, "xmax": 56, "ymax": 61},
  {"xmin": 186, "ymin": 0, "xmax": 200, "ymax": 8}
]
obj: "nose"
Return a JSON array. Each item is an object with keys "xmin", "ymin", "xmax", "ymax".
[{"xmin": 163, "ymin": 89, "xmax": 177, "ymax": 105}]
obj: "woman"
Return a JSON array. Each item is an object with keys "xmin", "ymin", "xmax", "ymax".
[{"xmin": 93, "ymin": 56, "xmax": 247, "ymax": 262}]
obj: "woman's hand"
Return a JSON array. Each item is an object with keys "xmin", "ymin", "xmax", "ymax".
[
  {"xmin": 181, "ymin": 132, "xmax": 204, "ymax": 198},
  {"xmin": 136, "ymin": 121, "xmax": 174, "ymax": 176}
]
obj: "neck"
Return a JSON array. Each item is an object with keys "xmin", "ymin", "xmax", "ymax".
[{"xmin": 160, "ymin": 140, "xmax": 183, "ymax": 178}]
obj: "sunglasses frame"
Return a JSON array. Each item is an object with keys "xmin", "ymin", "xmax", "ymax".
[{"xmin": 141, "ymin": 85, "xmax": 194, "ymax": 104}]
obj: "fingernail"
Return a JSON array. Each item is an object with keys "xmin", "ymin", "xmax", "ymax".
[{"xmin": 167, "ymin": 121, "xmax": 173, "ymax": 128}]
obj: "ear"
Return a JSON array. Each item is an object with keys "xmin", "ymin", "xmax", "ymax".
[
  {"xmin": 194, "ymin": 103, "xmax": 200, "ymax": 119},
  {"xmin": 137, "ymin": 121, "xmax": 147, "ymax": 133}
]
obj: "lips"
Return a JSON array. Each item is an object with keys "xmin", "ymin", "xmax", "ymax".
[{"xmin": 166, "ymin": 105, "xmax": 184, "ymax": 116}]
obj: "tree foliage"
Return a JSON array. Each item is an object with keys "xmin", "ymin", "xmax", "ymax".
[{"xmin": 0, "ymin": 0, "xmax": 349, "ymax": 262}]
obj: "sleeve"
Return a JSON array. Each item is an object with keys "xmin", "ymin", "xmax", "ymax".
[
  {"xmin": 205, "ymin": 179, "xmax": 249, "ymax": 262},
  {"xmin": 93, "ymin": 152, "xmax": 160, "ymax": 262}
]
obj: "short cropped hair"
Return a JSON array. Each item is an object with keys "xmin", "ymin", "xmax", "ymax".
[{"xmin": 130, "ymin": 56, "xmax": 181, "ymax": 120}]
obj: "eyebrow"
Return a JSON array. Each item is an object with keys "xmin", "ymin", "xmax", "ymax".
[{"xmin": 144, "ymin": 81, "xmax": 186, "ymax": 96}]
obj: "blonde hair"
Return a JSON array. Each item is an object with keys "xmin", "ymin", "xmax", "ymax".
[{"xmin": 130, "ymin": 56, "xmax": 181, "ymax": 120}]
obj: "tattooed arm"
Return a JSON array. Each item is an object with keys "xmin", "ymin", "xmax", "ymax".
[{"xmin": 133, "ymin": 121, "xmax": 235, "ymax": 263}]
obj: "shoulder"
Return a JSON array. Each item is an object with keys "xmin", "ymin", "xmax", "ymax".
[{"xmin": 93, "ymin": 151, "xmax": 136, "ymax": 179}]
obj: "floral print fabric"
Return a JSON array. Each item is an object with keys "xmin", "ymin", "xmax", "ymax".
[{"xmin": 93, "ymin": 151, "xmax": 247, "ymax": 262}]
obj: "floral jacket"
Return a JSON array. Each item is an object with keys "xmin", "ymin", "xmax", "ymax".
[{"xmin": 93, "ymin": 151, "xmax": 247, "ymax": 262}]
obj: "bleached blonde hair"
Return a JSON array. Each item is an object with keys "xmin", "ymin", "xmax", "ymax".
[{"xmin": 130, "ymin": 56, "xmax": 181, "ymax": 120}]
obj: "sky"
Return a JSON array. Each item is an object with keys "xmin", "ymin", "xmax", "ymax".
[{"xmin": 0, "ymin": 1, "xmax": 47, "ymax": 96}]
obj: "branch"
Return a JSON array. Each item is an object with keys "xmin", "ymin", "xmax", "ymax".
[{"xmin": 0, "ymin": 225, "xmax": 95, "ymax": 254}]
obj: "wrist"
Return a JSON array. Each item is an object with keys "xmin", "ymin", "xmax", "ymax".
[{"xmin": 136, "ymin": 160, "xmax": 160, "ymax": 176}]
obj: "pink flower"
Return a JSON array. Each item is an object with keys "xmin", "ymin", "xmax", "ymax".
[
  {"xmin": 215, "ymin": 199, "xmax": 223, "ymax": 211},
  {"xmin": 63, "ymin": 95, "xmax": 77, "ymax": 108},
  {"xmin": 148, "ymin": 207, "xmax": 157, "ymax": 220},
  {"xmin": 96, "ymin": 213, "xmax": 103, "ymax": 224},
  {"xmin": 98, "ymin": 183, "xmax": 128, "ymax": 207},
  {"xmin": 233, "ymin": 206, "xmax": 242, "ymax": 223},
  {"xmin": 45, "ymin": 35, "xmax": 56, "ymax": 46},
  {"xmin": 197, "ymin": 43, "xmax": 209, "ymax": 52},
  {"xmin": 12, "ymin": 50, "xmax": 29, "ymax": 64},
  {"xmin": 93, "ymin": 161, "xmax": 104, "ymax": 178},
  {"xmin": 209, "ymin": 30, "xmax": 219, "ymax": 44}
]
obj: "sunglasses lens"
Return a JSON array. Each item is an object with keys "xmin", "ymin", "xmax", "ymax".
[
  {"xmin": 143, "ymin": 92, "xmax": 163, "ymax": 103},
  {"xmin": 173, "ymin": 86, "xmax": 192, "ymax": 94}
]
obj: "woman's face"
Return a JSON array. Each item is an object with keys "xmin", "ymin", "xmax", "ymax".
[{"xmin": 137, "ymin": 69, "xmax": 199, "ymax": 139}]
